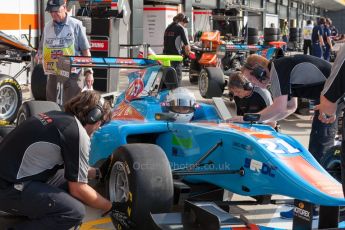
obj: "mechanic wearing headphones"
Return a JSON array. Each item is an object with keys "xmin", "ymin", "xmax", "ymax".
[
  {"xmin": 228, "ymin": 54, "xmax": 336, "ymax": 218},
  {"xmin": 163, "ymin": 13, "xmax": 191, "ymax": 84},
  {"xmin": 0, "ymin": 91, "xmax": 115, "ymax": 230},
  {"xmin": 231, "ymin": 54, "xmax": 336, "ymax": 162},
  {"xmin": 228, "ymin": 72, "xmax": 278, "ymax": 130}
]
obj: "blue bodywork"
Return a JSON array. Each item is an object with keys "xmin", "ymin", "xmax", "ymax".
[{"xmin": 89, "ymin": 63, "xmax": 345, "ymax": 209}]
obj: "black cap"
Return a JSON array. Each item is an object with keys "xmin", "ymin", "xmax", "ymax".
[{"xmin": 46, "ymin": 0, "xmax": 65, "ymax": 12}]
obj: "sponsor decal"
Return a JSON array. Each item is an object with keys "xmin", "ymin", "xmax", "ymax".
[
  {"xmin": 244, "ymin": 158, "xmax": 276, "ymax": 177},
  {"xmin": 90, "ymin": 40, "xmax": 109, "ymax": 52},
  {"xmin": 50, "ymin": 50, "xmax": 63, "ymax": 59},
  {"xmin": 233, "ymin": 142, "xmax": 253, "ymax": 151},
  {"xmin": 172, "ymin": 134, "xmax": 193, "ymax": 149},
  {"xmin": 38, "ymin": 113, "xmax": 53, "ymax": 125},
  {"xmin": 125, "ymin": 78, "xmax": 144, "ymax": 101},
  {"xmin": 73, "ymin": 57, "xmax": 92, "ymax": 63}
]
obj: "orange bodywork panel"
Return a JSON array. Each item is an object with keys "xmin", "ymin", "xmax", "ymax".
[
  {"xmin": 200, "ymin": 31, "xmax": 221, "ymax": 50},
  {"xmin": 198, "ymin": 53, "xmax": 217, "ymax": 66}
]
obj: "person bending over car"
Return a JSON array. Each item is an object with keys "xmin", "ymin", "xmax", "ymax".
[
  {"xmin": 0, "ymin": 91, "xmax": 120, "ymax": 230},
  {"xmin": 230, "ymin": 54, "xmax": 336, "ymax": 163},
  {"xmin": 228, "ymin": 54, "xmax": 337, "ymax": 219},
  {"xmin": 228, "ymin": 72, "xmax": 278, "ymax": 130}
]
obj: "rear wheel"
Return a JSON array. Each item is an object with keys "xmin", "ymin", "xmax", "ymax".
[
  {"xmin": 31, "ymin": 64, "xmax": 47, "ymax": 101},
  {"xmin": 320, "ymin": 145, "xmax": 342, "ymax": 182},
  {"xmin": 16, "ymin": 101, "xmax": 61, "ymax": 126},
  {"xmin": 199, "ymin": 67, "xmax": 225, "ymax": 99},
  {"xmin": 107, "ymin": 144, "xmax": 173, "ymax": 229},
  {"xmin": 0, "ymin": 75, "xmax": 22, "ymax": 123}
]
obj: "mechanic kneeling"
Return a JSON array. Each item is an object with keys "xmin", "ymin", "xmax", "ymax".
[{"xmin": 0, "ymin": 91, "xmax": 114, "ymax": 230}]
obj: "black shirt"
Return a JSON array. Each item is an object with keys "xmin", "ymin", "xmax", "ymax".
[
  {"xmin": 163, "ymin": 22, "xmax": 189, "ymax": 55},
  {"xmin": 270, "ymin": 55, "xmax": 331, "ymax": 100},
  {"xmin": 0, "ymin": 111, "xmax": 90, "ymax": 184},
  {"xmin": 234, "ymin": 87, "xmax": 273, "ymax": 116},
  {"xmin": 322, "ymin": 45, "xmax": 345, "ymax": 102}
]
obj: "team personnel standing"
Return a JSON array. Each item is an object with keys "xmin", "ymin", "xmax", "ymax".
[
  {"xmin": 323, "ymin": 18, "xmax": 333, "ymax": 61},
  {"xmin": 82, "ymin": 68, "xmax": 94, "ymax": 92},
  {"xmin": 303, "ymin": 20, "xmax": 313, "ymax": 55},
  {"xmin": 315, "ymin": 45, "xmax": 345, "ymax": 195},
  {"xmin": 36, "ymin": 0, "xmax": 91, "ymax": 105},
  {"xmin": 163, "ymin": 13, "xmax": 191, "ymax": 84},
  {"xmin": 0, "ymin": 91, "xmax": 115, "ymax": 229},
  {"xmin": 311, "ymin": 17, "xmax": 325, "ymax": 58},
  {"xmin": 281, "ymin": 21, "xmax": 289, "ymax": 52}
]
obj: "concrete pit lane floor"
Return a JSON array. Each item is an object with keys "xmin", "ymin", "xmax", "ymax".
[{"xmin": 1, "ymin": 71, "xmax": 321, "ymax": 230}]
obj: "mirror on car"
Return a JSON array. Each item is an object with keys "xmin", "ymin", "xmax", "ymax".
[
  {"xmin": 243, "ymin": 113, "xmax": 260, "ymax": 122},
  {"xmin": 155, "ymin": 113, "xmax": 176, "ymax": 122}
]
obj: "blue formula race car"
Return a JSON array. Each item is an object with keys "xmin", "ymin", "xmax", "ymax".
[{"xmin": 56, "ymin": 55, "xmax": 344, "ymax": 230}]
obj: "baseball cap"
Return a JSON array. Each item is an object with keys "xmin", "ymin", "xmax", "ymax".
[{"xmin": 46, "ymin": 0, "xmax": 65, "ymax": 12}]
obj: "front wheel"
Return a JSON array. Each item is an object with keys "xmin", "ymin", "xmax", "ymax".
[
  {"xmin": 108, "ymin": 144, "xmax": 173, "ymax": 229},
  {"xmin": 320, "ymin": 145, "xmax": 342, "ymax": 182},
  {"xmin": 0, "ymin": 75, "xmax": 22, "ymax": 123},
  {"xmin": 198, "ymin": 67, "xmax": 225, "ymax": 99}
]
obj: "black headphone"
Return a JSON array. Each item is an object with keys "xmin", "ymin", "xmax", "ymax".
[
  {"xmin": 244, "ymin": 63, "xmax": 268, "ymax": 82},
  {"xmin": 85, "ymin": 98, "xmax": 104, "ymax": 125},
  {"xmin": 243, "ymin": 81, "xmax": 254, "ymax": 91}
]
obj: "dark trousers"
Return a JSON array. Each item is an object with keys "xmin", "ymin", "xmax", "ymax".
[
  {"xmin": 312, "ymin": 43, "xmax": 323, "ymax": 58},
  {"xmin": 0, "ymin": 170, "xmax": 85, "ymax": 230},
  {"xmin": 323, "ymin": 45, "xmax": 331, "ymax": 61},
  {"xmin": 341, "ymin": 107, "xmax": 345, "ymax": 197},
  {"xmin": 303, "ymin": 39, "xmax": 312, "ymax": 55},
  {"xmin": 308, "ymin": 100, "xmax": 337, "ymax": 163},
  {"xmin": 171, "ymin": 61, "xmax": 182, "ymax": 86}
]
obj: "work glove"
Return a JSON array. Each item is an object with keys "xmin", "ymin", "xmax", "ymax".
[
  {"xmin": 102, "ymin": 202, "xmax": 135, "ymax": 229},
  {"xmin": 98, "ymin": 154, "xmax": 114, "ymax": 183}
]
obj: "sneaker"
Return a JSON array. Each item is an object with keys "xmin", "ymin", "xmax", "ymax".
[
  {"xmin": 280, "ymin": 208, "xmax": 319, "ymax": 219},
  {"xmin": 280, "ymin": 208, "xmax": 294, "ymax": 219}
]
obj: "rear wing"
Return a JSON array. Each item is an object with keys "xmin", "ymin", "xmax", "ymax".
[{"xmin": 57, "ymin": 56, "xmax": 159, "ymax": 78}]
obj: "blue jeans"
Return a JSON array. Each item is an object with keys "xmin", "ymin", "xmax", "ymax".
[
  {"xmin": 308, "ymin": 100, "xmax": 337, "ymax": 163},
  {"xmin": 282, "ymin": 35, "xmax": 288, "ymax": 52}
]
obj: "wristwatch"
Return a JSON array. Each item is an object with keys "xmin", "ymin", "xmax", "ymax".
[{"xmin": 95, "ymin": 168, "xmax": 101, "ymax": 180}]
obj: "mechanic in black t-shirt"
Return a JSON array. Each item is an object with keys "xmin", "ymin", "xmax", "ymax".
[
  {"xmin": 229, "ymin": 54, "xmax": 336, "ymax": 164},
  {"xmin": 228, "ymin": 72, "xmax": 278, "ymax": 130},
  {"xmin": 0, "ymin": 91, "xmax": 113, "ymax": 230},
  {"xmin": 163, "ymin": 13, "xmax": 191, "ymax": 84}
]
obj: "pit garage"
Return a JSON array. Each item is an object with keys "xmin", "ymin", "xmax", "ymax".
[{"xmin": 0, "ymin": 0, "xmax": 345, "ymax": 229}]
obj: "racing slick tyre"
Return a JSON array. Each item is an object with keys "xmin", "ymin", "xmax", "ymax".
[
  {"xmin": 0, "ymin": 75, "xmax": 22, "ymax": 123},
  {"xmin": 247, "ymin": 36, "xmax": 259, "ymax": 45},
  {"xmin": 264, "ymin": 35, "xmax": 279, "ymax": 42},
  {"xmin": 107, "ymin": 144, "xmax": 173, "ymax": 229},
  {"xmin": 247, "ymin": 28, "xmax": 259, "ymax": 36},
  {"xmin": 0, "ymin": 125, "xmax": 15, "ymax": 142},
  {"xmin": 31, "ymin": 64, "xmax": 47, "ymax": 101},
  {"xmin": 16, "ymin": 101, "xmax": 61, "ymax": 126},
  {"xmin": 189, "ymin": 60, "xmax": 200, "ymax": 84},
  {"xmin": 264, "ymin": 28, "xmax": 280, "ymax": 36},
  {"xmin": 320, "ymin": 145, "xmax": 342, "ymax": 182},
  {"xmin": 199, "ymin": 67, "xmax": 225, "ymax": 99}
]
